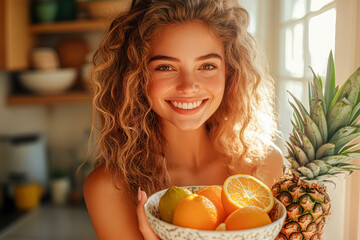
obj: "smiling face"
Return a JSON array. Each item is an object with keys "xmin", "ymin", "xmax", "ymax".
[{"xmin": 148, "ymin": 21, "xmax": 226, "ymax": 131}]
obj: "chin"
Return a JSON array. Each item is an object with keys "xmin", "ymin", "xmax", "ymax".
[{"xmin": 170, "ymin": 120, "xmax": 205, "ymax": 131}]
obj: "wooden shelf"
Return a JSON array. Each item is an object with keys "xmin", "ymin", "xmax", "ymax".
[
  {"xmin": 7, "ymin": 91, "xmax": 92, "ymax": 105},
  {"xmin": 29, "ymin": 20, "xmax": 108, "ymax": 34}
]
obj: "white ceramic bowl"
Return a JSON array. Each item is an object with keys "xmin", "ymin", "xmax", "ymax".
[
  {"xmin": 19, "ymin": 68, "xmax": 77, "ymax": 95},
  {"xmin": 145, "ymin": 186, "xmax": 286, "ymax": 240}
]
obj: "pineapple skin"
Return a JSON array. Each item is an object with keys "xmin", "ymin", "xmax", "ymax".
[{"xmin": 272, "ymin": 173, "xmax": 330, "ymax": 240}]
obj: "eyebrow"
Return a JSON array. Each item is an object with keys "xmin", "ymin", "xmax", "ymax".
[{"xmin": 148, "ymin": 53, "xmax": 223, "ymax": 63}]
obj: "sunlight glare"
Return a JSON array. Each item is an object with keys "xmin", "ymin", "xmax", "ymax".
[
  {"xmin": 310, "ymin": 0, "xmax": 334, "ymax": 12},
  {"xmin": 308, "ymin": 8, "xmax": 336, "ymax": 77},
  {"xmin": 282, "ymin": 0, "xmax": 306, "ymax": 21},
  {"xmin": 284, "ymin": 23, "xmax": 304, "ymax": 77}
]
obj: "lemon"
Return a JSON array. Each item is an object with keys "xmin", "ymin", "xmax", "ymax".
[{"xmin": 158, "ymin": 186, "xmax": 192, "ymax": 223}]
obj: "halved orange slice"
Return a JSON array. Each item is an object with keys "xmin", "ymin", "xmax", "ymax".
[{"xmin": 221, "ymin": 174, "xmax": 274, "ymax": 215}]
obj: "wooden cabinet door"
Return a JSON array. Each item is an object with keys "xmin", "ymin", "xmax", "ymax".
[{"xmin": 0, "ymin": 0, "xmax": 31, "ymax": 71}]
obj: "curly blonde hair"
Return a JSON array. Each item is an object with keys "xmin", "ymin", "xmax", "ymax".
[{"xmin": 90, "ymin": 0, "xmax": 277, "ymax": 201}]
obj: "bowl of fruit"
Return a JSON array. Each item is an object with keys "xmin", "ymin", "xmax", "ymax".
[{"xmin": 144, "ymin": 174, "xmax": 286, "ymax": 240}]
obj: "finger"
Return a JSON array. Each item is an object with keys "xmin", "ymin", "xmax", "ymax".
[{"xmin": 137, "ymin": 189, "xmax": 160, "ymax": 240}]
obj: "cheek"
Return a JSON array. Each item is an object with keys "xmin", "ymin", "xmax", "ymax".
[
  {"xmin": 205, "ymin": 74, "xmax": 226, "ymax": 98},
  {"xmin": 148, "ymin": 79, "xmax": 166, "ymax": 100}
]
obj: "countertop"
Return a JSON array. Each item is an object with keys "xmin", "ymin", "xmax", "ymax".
[{"xmin": 0, "ymin": 205, "xmax": 97, "ymax": 240}]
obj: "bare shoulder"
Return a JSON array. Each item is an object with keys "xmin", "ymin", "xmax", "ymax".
[
  {"xmin": 84, "ymin": 165, "xmax": 143, "ymax": 240},
  {"xmin": 265, "ymin": 142, "xmax": 284, "ymax": 165},
  {"xmin": 255, "ymin": 142, "xmax": 284, "ymax": 187},
  {"xmin": 84, "ymin": 165, "xmax": 114, "ymax": 193}
]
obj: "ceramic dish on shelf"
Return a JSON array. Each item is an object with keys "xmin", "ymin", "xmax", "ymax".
[
  {"xmin": 19, "ymin": 68, "xmax": 77, "ymax": 95},
  {"xmin": 144, "ymin": 186, "xmax": 286, "ymax": 240},
  {"xmin": 31, "ymin": 47, "xmax": 60, "ymax": 70}
]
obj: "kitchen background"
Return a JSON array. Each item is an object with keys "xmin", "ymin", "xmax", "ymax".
[{"xmin": 0, "ymin": 0, "xmax": 359, "ymax": 239}]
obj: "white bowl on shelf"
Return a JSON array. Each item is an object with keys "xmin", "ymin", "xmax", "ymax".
[
  {"xmin": 144, "ymin": 186, "xmax": 286, "ymax": 240},
  {"xmin": 19, "ymin": 68, "xmax": 77, "ymax": 95}
]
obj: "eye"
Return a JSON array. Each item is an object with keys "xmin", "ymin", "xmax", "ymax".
[
  {"xmin": 200, "ymin": 64, "xmax": 217, "ymax": 70},
  {"xmin": 155, "ymin": 65, "xmax": 174, "ymax": 71}
]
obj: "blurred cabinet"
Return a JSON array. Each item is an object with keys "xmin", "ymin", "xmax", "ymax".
[
  {"xmin": 0, "ymin": 0, "xmax": 31, "ymax": 71},
  {"xmin": 0, "ymin": 0, "xmax": 109, "ymax": 105}
]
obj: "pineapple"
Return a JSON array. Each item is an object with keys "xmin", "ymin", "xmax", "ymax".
[{"xmin": 272, "ymin": 51, "xmax": 360, "ymax": 240}]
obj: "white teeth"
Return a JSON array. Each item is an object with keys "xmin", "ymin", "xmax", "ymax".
[{"xmin": 170, "ymin": 100, "xmax": 203, "ymax": 110}]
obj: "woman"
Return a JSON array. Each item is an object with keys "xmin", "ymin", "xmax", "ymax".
[{"xmin": 84, "ymin": 0, "xmax": 283, "ymax": 239}]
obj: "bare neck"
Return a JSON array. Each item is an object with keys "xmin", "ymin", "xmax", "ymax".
[{"xmin": 162, "ymin": 121, "xmax": 216, "ymax": 171}]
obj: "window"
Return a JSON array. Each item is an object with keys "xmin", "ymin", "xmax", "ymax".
[
  {"xmin": 238, "ymin": 0, "xmax": 259, "ymax": 37},
  {"xmin": 276, "ymin": 0, "xmax": 336, "ymax": 143}
]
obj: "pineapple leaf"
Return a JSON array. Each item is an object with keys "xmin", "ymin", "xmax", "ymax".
[
  {"xmin": 338, "ymin": 67, "xmax": 360, "ymax": 105},
  {"xmin": 313, "ymin": 160, "xmax": 330, "ymax": 174},
  {"xmin": 329, "ymin": 126, "xmax": 357, "ymax": 142},
  {"xmin": 327, "ymin": 97, "xmax": 354, "ymax": 136},
  {"xmin": 353, "ymin": 119, "xmax": 360, "ymax": 127},
  {"xmin": 286, "ymin": 142, "xmax": 296, "ymax": 159},
  {"xmin": 338, "ymin": 163, "xmax": 360, "ymax": 171},
  {"xmin": 304, "ymin": 115, "xmax": 323, "ymax": 149},
  {"xmin": 317, "ymin": 178, "xmax": 337, "ymax": 188},
  {"xmin": 327, "ymin": 167, "xmax": 352, "ymax": 175},
  {"xmin": 340, "ymin": 142, "xmax": 360, "ymax": 154},
  {"xmin": 293, "ymin": 112, "xmax": 304, "ymax": 133},
  {"xmin": 314, "ymin": 174, "xmax": 335, "ymax": 182},
  {"xmin": 306, "ymin": 162, "xmax": 321, "ymax": 177},
  {"xmin": 288, "ymin": 156, "xmax": 301, "ymax": 169},
  {"xmin": 322, "ymin": 152, "xmax": 360, "ymax": 165},
  {"xmin": 291, "ymin": 110, "xmax": 304, "ymax": 134},
  {"xmin": 308, "ymin": 80, "xmax": 314, "ymax": 107},
  {"xmin": 288, "ymin": 91, "xmax": 310, "ymax": 118},
  {"xmin": 290, "ymin": 134, "xmax": 301, "ymax": 147},
  {"xmin": 289, "ymin": 101, "xmax": 305, "ymax": 128},
  {"xmin": 291, "ymin": 120, "xmax": 304, "ymax": 142},
  {"xmin": 349, "ymin": 101, "xmax": 360, "ymax": 124},
  {"xmin": 325, "ymin": 51, "xmax": 336, "ymax": 113},
  {"xmin": 329, "ymin": 83, "xmax": 345, "ymax": 113},
  {"xmin": 333, "ymin": 132, "xmax": 360, "ymax": 154},
  {"xmin": 293, "ymin": 145, "xmax": 309, "ymax": 166},
  {"xmin": 292, "ymin": 127, "xmax": 303, "ymax": 145},
  {"xmin": 298, "ymin": 166, "xmax": 314, "ymax": 179},
  {"xmin": 316, "ymin": 143, "xmax": 335, "ymax": 159},
  {"xmin": 300, "ymin": 133, "xmax": 315, "ymax": 161},
  {"xmin": 310, "ymin": 99, "xmax": 328, "ymax": 142},
  {"xmin": 318, "ymin": 75, "xmax": 323, "ymax": 90},
  {"xmin": 310, "ymin": 66, "xmax": 325, "ymax": 114}
]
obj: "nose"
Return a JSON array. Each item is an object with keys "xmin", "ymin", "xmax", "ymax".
[{"xmin": 176, "ymin": 72, "xmax": 200, "ymax": 94}]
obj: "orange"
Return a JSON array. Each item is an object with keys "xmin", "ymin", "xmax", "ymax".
[
  {"xmin": 221, "ymin": 174, "xmax": 274, "ymax": 215},
  {"xmin": 224, "ymin": 206, "xmax": 272, "ymax": 230},
  {"xmin": 172, "ymin": 194, "xmax": 218, "ymax": 230},
  {"xmin": 197, "ymin": 185, "xmax": 226, "ymax": 224}
]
